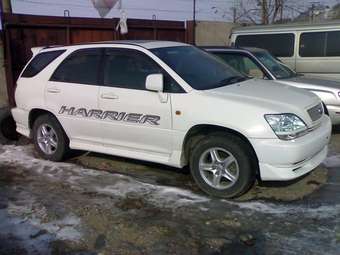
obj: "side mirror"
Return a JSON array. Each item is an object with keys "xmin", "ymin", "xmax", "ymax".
[{"xmin": 146, "ymin": 74, "xmax": 164, "ymax": 92}]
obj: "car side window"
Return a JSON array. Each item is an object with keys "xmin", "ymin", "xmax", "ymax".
[
  {"xmin": 50, "ymin": 48, "xmax": 102, "ymax": 85},
  {"xmin": 103, "ymin": 48, "xmax": 185, "ymax": 93},
  {"xmin": 235, "ymin": 33, "xmax": 295, "ymax": 57},
  {"xmin": 216, "ymin": 53, "xmax": 265, "ymax": 79},
  {"xmin": 22, "ymin": 50, "xmax": 66, "ymax": 78},
  {"xmin": 299, "ymin": 32, "xmax": 326, "ymax": 57}
]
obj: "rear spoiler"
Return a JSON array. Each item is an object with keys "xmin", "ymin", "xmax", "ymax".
[
  {"xmin": 31, "ymin": 45, "xmax": 63, "ymax": 56},
  {"xmin": 31, "ymin": 47, "xmax": 45, "ymax": 56}
]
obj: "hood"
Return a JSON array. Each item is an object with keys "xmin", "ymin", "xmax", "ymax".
[
  {"xmin": 281, "ymin": 76, "xmax": 340, "ymax": 90},
  {"xmin": 205, "ymin": 78, "xmax": 320, "ymax": 112}
]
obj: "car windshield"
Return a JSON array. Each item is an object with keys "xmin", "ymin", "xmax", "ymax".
[
  {"xmin": 151, "ymin": 46, "xmax": 248, "ymax": 90},
  {"xmin": 252, "ymin": 50, "xmax": 297, "ymax": 79}
]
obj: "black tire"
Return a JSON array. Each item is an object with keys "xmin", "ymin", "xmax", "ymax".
[
  {"xmin": 32, "ymin": 114, "xmax": 70, "ymax": 161},
  {"xmin": 189, "ymin": 133, "xmax": 256, "ymax": 198},
  {"xmin": 0, "ymin": 107, "xmax": 19, "ymax": 144}
]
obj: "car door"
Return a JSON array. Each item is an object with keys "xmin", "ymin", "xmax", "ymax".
[
  {"xmin": 98, "ymin": 48, "xmax": 174, "ymax": 156},
  {"xmin": 46, "ymin": 48, "xmax": 103, "ymax": 145}
]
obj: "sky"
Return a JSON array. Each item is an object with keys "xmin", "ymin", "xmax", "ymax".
[
  {"xmin": 1, "ymin": 0, "xmax": 339, "ymax": 29},
  {"xmin": 8, "ymin": 0, "xmax": 234, "ymax": 21}
]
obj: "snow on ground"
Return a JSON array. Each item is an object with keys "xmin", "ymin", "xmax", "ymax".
[
  {"xmin": 323, "ymin": 154, "xmax": 340, "ymax": 168},
  {"xmin": 1, "ymin": 144, "xmax": 340, "ymax": 254},
  {"xmin": 1, "ymin": 145, "xmax": 340, "ymax": 216},
  {"xmin": 229, "ymin": 200, "xmax": 340, "ymax": 219},
  {"xmin": 0, "ymin": 145, "xmax": 210, "ymax": 208}
]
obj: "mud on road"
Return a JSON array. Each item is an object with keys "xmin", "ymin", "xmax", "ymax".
[{"xmin": 0, "ymin": 133, "xmax": 340, "ymax": 255}]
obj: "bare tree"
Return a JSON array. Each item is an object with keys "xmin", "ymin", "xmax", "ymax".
[{"xmin": 212, "ymin": 0, "xmax": 306, "ymax": 24}]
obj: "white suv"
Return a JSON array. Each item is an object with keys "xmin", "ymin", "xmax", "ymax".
[{"xmin": 12, "ymin": 41, "xmax": 332, "ymax": 198}]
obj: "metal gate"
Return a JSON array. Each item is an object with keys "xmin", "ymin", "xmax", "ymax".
[{"xmin": 2, "ymin": 14, "xmax": 194, "ymax": 106}]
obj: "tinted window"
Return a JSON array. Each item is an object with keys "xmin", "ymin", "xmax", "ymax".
[
  {"xmin": 326, "ymin": 31, "xmax": 340, "ymax": 57},
  {"xmin": 103, "ymin": 48, "xmax": 184, "ymax": 93},
  {"xmin": 152, "ymin": 46, "xmax": 247, "ymax": 90},
  {"xmin": 235, "ymin": 33, "xmax": 295, "ymax": 57},
  {"xmin": 22, "ymin": 50, "xmax": 65, "ymax": 78},
  {"xmin": 299, "ymin": 32, "xmax": 326, "ymax": 57},
  {"xmin": 50, "ymin": 48, "xmax": 102, "ymax": 85},
  {"xmin": 253, "ymin": 51, "xmax": 296, "ymax": 79},
  {"xmin": 215, "ymin": 53, "xmax": 265, "ymax": 79}
]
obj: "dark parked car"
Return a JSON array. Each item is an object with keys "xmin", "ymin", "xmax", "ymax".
[{"xmin": 204, "ymin": 46, "xmax": 340, "ymax": 125}]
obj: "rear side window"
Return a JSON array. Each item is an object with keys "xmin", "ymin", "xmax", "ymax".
[
  {"xmin": 299, "ymin": 32, "xmax": 326, "ymax": 57},
  {"xmin": 50, "ymin": 48, "xmax": 102, "ymax": 85},
  {"xmin": 299, "ymin": 31, "xmax": 340, "ymax": 57},
  {"xmin": 21, "ymin": 50, "xmax": 66, "ymax": 78},
  {"xmin": 235, "ymin": 33, "xmax": 295, "ymax": 57},
  {"xmin": 326, "ymin": 31, "xmax": 340, "ymax": 56}
]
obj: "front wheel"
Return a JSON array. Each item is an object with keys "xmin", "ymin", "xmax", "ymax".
[
  {"xmin": 32, "ymin": 114, "xmax": 70, "ymax": 161},
  {"xmin": 190, "ymin": 133, "xmax": 256, "ymax": 198}
]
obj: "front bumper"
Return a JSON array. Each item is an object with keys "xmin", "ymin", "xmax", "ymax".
[{"xmin": 250, "ymin": 115, "xmax": 332, "ymax": 181}]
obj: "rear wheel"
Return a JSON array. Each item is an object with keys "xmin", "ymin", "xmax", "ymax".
[
  {"xmin": 190, "ymin": 133, "xmax": 256, "ymax": 198},
  {"xmin": 32, "ymin": 114, "xmax": 69, "ymax": 161}
]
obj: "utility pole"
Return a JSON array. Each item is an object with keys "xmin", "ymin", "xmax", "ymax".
[
  {"xmin": 310, "ymin": 2, "xmax": 320, "ymax": 23},
  {"xmin": 232, "ymin": 0, "xmax": 237, "ymax": 23}
]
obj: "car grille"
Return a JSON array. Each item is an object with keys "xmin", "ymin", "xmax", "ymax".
[{"xmin": 307, "ymin": 103, "xmax": 323, "ymax": 122}]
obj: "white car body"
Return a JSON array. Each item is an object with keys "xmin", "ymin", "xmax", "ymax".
[{"xmin": 12, "ymin": 41, "xmax": 331, "ymax": 182}]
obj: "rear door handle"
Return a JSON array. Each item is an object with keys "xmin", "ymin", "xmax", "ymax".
[
  {"xmin": 47, "ymin": 87, "xmax": 61, "ymax": 93},
  {"xmin": 101, "ymin": 93, "xmax": 119, "ymax": 100}
]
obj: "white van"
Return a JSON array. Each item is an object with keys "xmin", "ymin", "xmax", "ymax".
[{"xmin": 230, "ymin": 22, "xmax": 340, "ymax": 80}]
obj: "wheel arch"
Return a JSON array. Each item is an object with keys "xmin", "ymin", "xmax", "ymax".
[
  {"xmin": 28, "ymin": 108, "xmax": 68, "ymax": 140},
  {"xmin": 28, "ymin": 108, "xmax": 57, "ymax": 130},
  {"xmin": 182, "ymin": 124, "xmax": 259, "ymax": 175}
]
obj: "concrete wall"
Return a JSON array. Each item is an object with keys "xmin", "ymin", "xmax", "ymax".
[
  {"xmin": 0, "ymin": 40, "xmax": 8, "ymax": 108},
  {"xmin": 195, "ymin": 21, "xmax": 238, "ymax": 46},
  {"xmin": 2, "ymin": 0, "xmax": 12, "ymax": 12}
]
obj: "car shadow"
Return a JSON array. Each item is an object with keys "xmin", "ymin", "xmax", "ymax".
[{"xmin": 332, "ymin": 125, "xmax": 340, "ymax": 134}]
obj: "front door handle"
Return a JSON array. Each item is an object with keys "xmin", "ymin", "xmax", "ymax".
[
  {"xmin": 101, "ymin": 93, "xmax": 119, "ymax": 100},
  {"xmin": 47, "ymin": 87, "xmax": 61, "ymax": 94}
]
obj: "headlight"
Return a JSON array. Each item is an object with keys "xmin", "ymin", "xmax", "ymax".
[{"xmin": 264, "ymin": 114, "xmax": 308, "ymax": 140}]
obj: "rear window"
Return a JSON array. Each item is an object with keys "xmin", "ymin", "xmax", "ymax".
[
  {"xmin": 21, "ymin": 50, "xmax": 66, "ymax": 78},
  {"xmin": 235, "ymin": 33, "xmax": 295, "ymax": 57},
  {"xmin": 299, "ymin": 31, "xmax": 340, "ymax": 57}
]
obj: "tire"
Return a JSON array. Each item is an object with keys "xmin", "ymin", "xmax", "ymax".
[
  {"xmin": 0, "ymin": 107, "xmax": 19, "ymax": 144},
  {"xmin": 189, "ymin": 133, "xmax": 256, "ymax": 198},
  {"xmin": 32, "ymin": 114, "xmax": 70, "ymax": 161}
]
